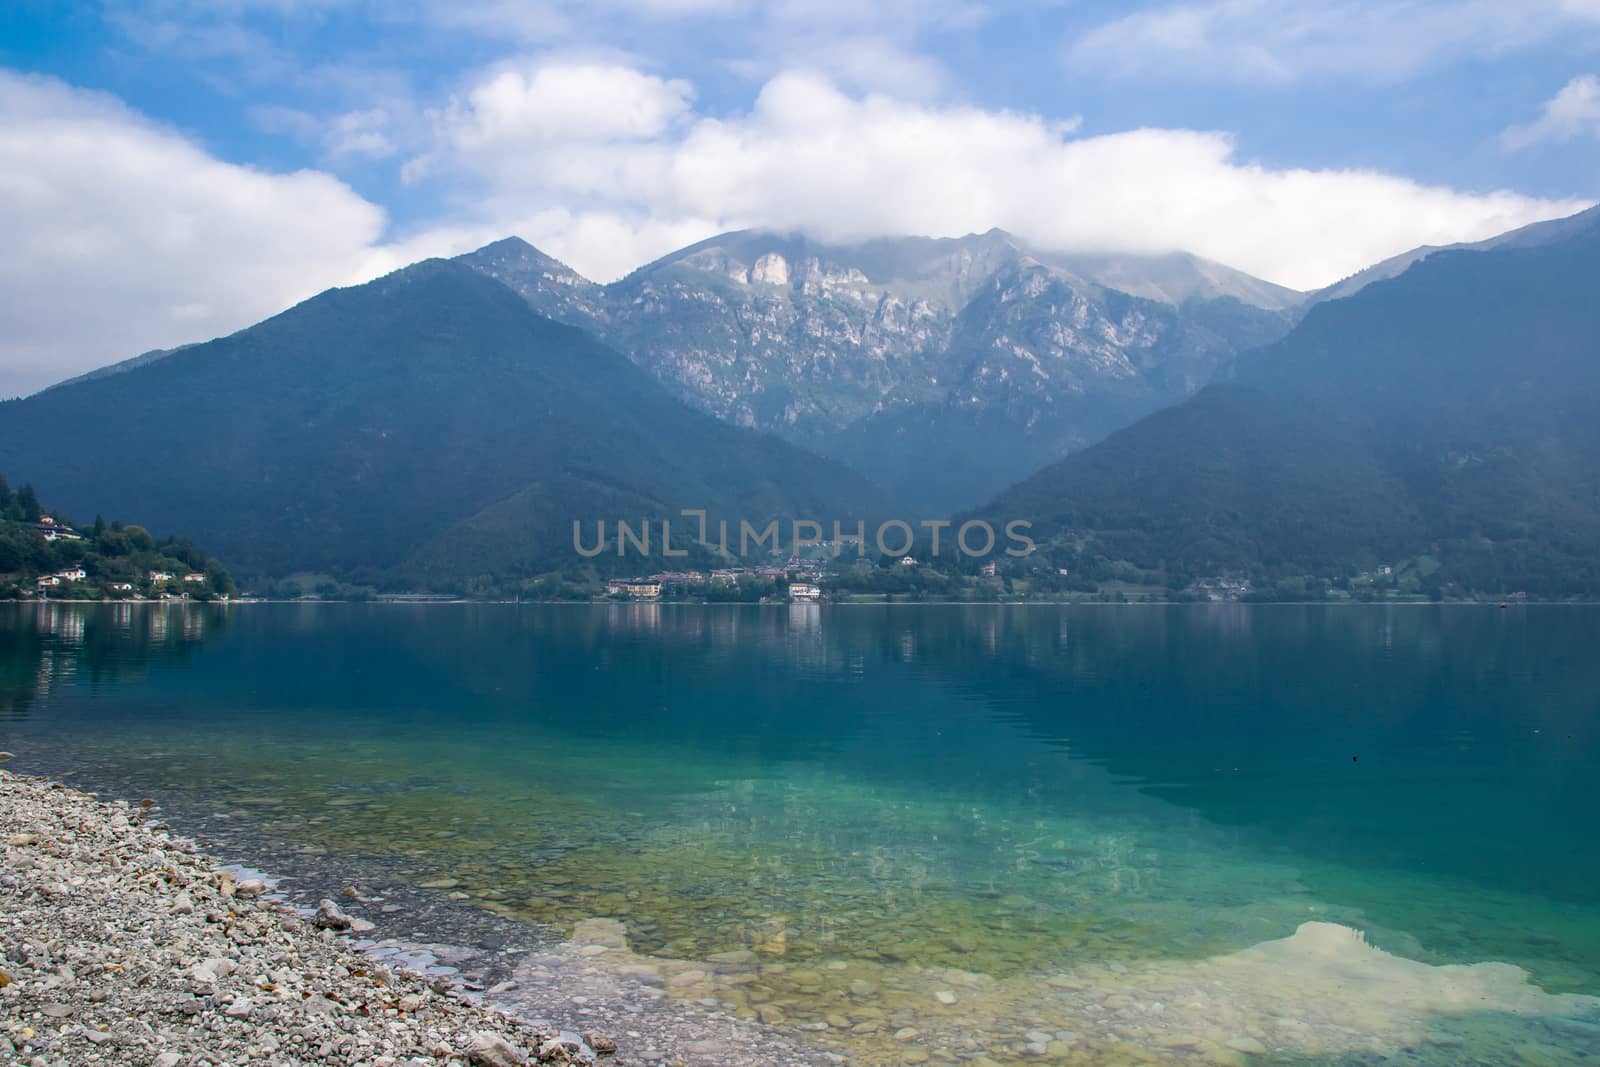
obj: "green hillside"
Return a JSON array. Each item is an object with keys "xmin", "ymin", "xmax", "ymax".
[
  {"xmin": 0, "ymin": 261, "xmax": 884, "ymax": 591},
  {"xmin": 973, "ymin": 217, "xmax": 1600, "ymax": 598}
]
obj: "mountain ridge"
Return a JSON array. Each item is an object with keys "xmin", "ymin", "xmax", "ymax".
[
  {"xmin": 1307, "ymin": 203, "xmax": 1600, "ymax": 306},
  {"xmin": 0, "ymin": 258, "xmax": 885, "ymax": 588},
  {"xmin": 971, "ymin": 217, "xmax": 1600, "ymax": 597},
  {"xmin": 458, "ymin": 227, "xmax": 1304, "ymax": 512}
]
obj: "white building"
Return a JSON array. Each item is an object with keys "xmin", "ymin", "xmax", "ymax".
[
  {"xmin": 605, "ymin": 580, "xmax": 662, "ymax": 600},
  {"xmin": 788, "ymin": 583, "xmax": 822, "ymax": 601}
]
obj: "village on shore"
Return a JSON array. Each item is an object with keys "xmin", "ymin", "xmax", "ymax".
[
  {"xmin": 597, "ymin": 554, "xmax": 1000, "ymax": 604},
  {"xmin": 1, "ymin": 479, "xmax": 238, "ymax": 604},
  {"xmin": 3, "ymin": 479, "xmax": 1529, "ymax": 607},
  {"xmin": 6, "ymin": 516, "xmax": 233, "ymax": 602}
]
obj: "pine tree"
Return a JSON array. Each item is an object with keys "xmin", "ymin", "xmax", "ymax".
[{"xmin": 16, "ymin": 484, "xmax": 41, "ymax": 522}]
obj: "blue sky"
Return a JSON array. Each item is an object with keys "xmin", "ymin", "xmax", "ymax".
[{"xmin": 2, "ymin": 0, "xmax": 1599, "ymax": 395}]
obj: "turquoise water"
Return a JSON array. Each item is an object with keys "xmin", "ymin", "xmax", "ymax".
[{"xmin": 3, "ymin": 601, "xmax": 1599, "ymax": 1064}]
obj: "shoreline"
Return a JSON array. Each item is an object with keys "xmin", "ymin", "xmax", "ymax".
[
  {"xmin": 0, "ymin": 764, "xmax": 851, "ymax": 1067},
  {"xmin": 7, "ymin": 727, "xmax": 1600, "ymax": 1065},
  {"xmin": 0, "ymin": 767, "xmax": 604, "ymax": 1067},
  {"xmin": 6, "ymin": 596, "xmax": 1585, "ymax": 606}
]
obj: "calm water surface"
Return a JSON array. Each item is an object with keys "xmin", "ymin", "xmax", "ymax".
[{"xmin": 3, "ymin": 602, "xmax": 1599, "ymax": 1064}]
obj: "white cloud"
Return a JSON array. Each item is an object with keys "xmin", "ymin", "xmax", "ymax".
[
  {"xmin": 1, "ymin": 60, "xmax": 1591, "ymax": 396},
  {"xmin": 324, "ymin": 107, "xmax": 400, "ymax": 158},
  {"xmin": 421, "ymin": 0, "xmax": 740, "ymax": 42},
  {"xmin": 1069, "ymin": 0, "xmax": 1600, "ymax": 84},
  {"xmin": 411, "ymin": 0, "xmax": 974, "ymax": 97},
  {"xmin": 253, "ymin": 103, "xmax": 404, "ymax": 159},
  {"xmin": 719, "ymin": 0, "xmax": 985, "ymax": 97},
  {"xmin": 1503, "ymin": 74, "xmax": 1600, "ymax": 149},
  {"xmin": 0, "ymin": 70, "xmax": 389, "ymax": 397},
  {"xmin": 725, "ymin": 32, "xmax": 952, "ymax": 99},
  {"xmin": 451, "ymin": 62, "xmax": 694, "ymax": 146},
  {"xmin": 430, "ymin": 0, "xmax": 983, "ymax": 38},
  {"xmin": 408, "ymin": 64, "xmax": 1587, "ymax": 290}
]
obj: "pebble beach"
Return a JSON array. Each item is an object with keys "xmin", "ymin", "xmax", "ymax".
[{"xmin": 0, "ymin": 767, "xmax": 608, "ymax": 1067}]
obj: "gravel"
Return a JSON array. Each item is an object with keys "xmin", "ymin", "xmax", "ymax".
[{"xmin": 0, "ymin": 768, "xmax": 604, "ymax": 1067}]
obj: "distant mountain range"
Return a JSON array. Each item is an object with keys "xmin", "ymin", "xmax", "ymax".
[
  {"xmin": 4, "ymin": 208, "xmax": 1599, "ymax": 595},
  {"xmin": 971, "ymin": 207, "xmax": 1600, "ymax": 597},
  {"xmin": 0, "ymin": 261, "xmax": 881, "ymax": 588},
  {"xmin": 460, "ymin": 229, "xmax": 1304, "ymax": 514}
]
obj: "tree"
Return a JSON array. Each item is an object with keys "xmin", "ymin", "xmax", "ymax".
[
  {"xmin": 15, "ymin": 484, "xmax": 41, "ymax": 522},
  {"xmin": 0, "ymin": 526, "xmax": 25, "ymax": 571},
  {"xmin": 206, "ymin": 560, "xmax": 237, "ymax": 598}
]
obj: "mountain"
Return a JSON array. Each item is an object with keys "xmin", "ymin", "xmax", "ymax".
[
  {"xmin": 0, "ymin": 260, "xmax": 882, "ymax": 588},
  {"xmin": 43, "ymin": 344, "xmax": 196, "ymax": 392},
  {"xmin": 463, "ymin": 236, "xmax": 609, "ymax": 325},
  {"xmin": 972, "ymin": 212, "xmax": 1600, "ymax": 597},
  {"xmin": 458, "ymin": 229, "xmax": 1302, "ymax": 514},
  {"xmin": 1028, "ymin": 248, "xmax": 1302, "ymax": 310},
  {"xmin": 1307, "ymin": 204, "xmax": 1600, "ymax": 306}
]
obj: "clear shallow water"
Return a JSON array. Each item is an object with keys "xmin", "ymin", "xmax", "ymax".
[{"xmin": 3, "ymin": 601, "xmax": 1600, "ymax": 1064}]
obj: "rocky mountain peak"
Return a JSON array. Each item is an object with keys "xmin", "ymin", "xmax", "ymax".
[{"xmin": 453, "ymin": 228, "xmax": 1303, "ymax": 513}]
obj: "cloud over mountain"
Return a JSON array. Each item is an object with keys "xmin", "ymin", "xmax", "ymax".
[
  {"xmin": 408, "ymin": 63, "xmax": 1585, "ymax": 288},
  {"xmin": 0, "ymin": 57, "xmax": 1588, "ymax": 396}
]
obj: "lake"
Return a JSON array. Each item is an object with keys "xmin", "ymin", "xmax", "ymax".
[{"xmin": 3, "ymin": 601, "xmax": 1598, "ymax": 1064}]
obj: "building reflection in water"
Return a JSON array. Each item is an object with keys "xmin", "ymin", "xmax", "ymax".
[
  {"xmin": 786, "ymin": 602, "xmax": 820, "ymax": 634},
  {"xmin": 1, "ymin": 602, "xmax": 231, "ymax": 720},
  {"xmin": 33, "ymin": 601, "xmax": 87, "ymax": 645},
  {"xmin": 606, "ymin": 601, "xmax": 662, "ymax": 633}
]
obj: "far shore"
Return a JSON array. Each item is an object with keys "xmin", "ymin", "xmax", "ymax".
[{"xmin": 5, "ymin": 595, "xmax": 1586, "ymax": 607}]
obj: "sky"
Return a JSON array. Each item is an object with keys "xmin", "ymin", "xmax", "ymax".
[{"xmin": 2, "ymin": 1, "xmax": 1599, "ymax": 397}]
